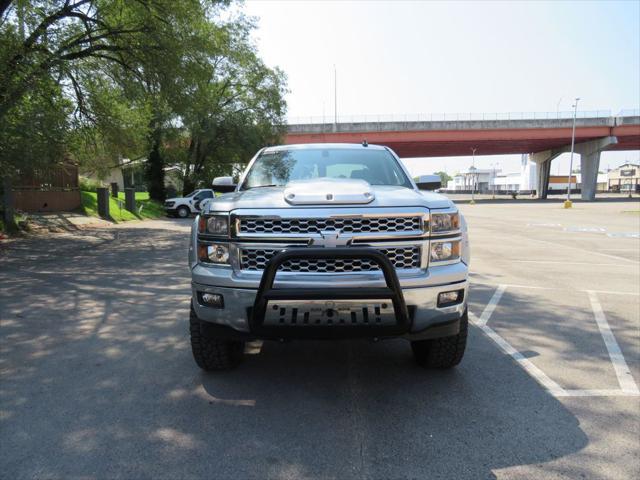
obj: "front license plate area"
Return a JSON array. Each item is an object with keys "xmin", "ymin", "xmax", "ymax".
[{"xmin": 263, "ymin": 300, "xmax": 396, "ymax": 327}]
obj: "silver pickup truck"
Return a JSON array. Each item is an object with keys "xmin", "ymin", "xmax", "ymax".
[{"xmin": 188, "ymin": 143, "xmax": 469, "ymax": 371}]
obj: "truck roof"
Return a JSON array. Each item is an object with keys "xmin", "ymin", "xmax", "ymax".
[{"xmin": 262, "ymin": 143, "xmax": 388, "ymax": 153}]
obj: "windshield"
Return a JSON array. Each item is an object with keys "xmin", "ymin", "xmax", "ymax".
[
  {"xmin": 184, "ymin": 191, "xmax": 197, "ymax": 198},
  {"xmin": 241, "ymin": 148, "xmax": 412, "ymax": 190}
]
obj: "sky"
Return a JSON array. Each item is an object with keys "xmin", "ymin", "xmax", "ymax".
[{"xmin": 243, "ymin": 0, "xmax": 640, "ymax": 177}]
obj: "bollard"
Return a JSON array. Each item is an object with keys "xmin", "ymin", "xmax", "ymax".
[
  {"xmin": 97, "ymin": 188, "xmax": 110, "ymax": 218},
  {"xmin": 124, "ymin": 188, "xmax": 136, "ymax": 212},
  {"xmin": 110, "ymin": 182, "xmax": 119, "ymax": 198}
]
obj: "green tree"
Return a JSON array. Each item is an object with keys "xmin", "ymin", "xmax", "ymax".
[
  {"xmin": 177, "ymin": 15, "xmax": 287, "ymax": 194},
  {"xmin": 434, "ymin": 171, "xmax": 452, "ymax": 186},
  {"xmin": 0, "ymin": 0, "xmax": 288, "ymax": 202}
]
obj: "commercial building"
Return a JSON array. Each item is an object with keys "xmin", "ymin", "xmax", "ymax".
[
  {"xmin": 607, "ymin": 163, "xmax": 640, "ymax": 193},
  {"xmin": 445, "ymin": 155, "xmax": 615, "ymax": 194},
  {"xmin": 447, "ymin": 155, "xmax": 537, "ymax": 193}
]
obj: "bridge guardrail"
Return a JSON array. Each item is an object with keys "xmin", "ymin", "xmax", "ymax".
[{"xmin": 287, "ymin": 110, "xmax": 623, "ymax": 125}]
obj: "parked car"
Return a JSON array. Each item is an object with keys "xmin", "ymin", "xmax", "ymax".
[
  {"xmin": 188, "ymin": 143, "xmax": 470, "ymax": 371},
  {"xmin": 164, "ymin": 189, "xmax": 215, "ymax": 218}
]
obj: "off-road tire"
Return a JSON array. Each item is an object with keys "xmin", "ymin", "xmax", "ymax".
[
  {"xmin": 177, "ymin": 206, "xmax": 190, "ymax": 218},
  {"xmin": 189, "ymin": 304, "xmax": 244, "ymax": 371},
  {"xmin": 411, "ymin": 310, "xmax": 468, "ymax": 369}
]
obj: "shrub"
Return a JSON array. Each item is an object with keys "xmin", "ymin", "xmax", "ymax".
[{"xmin": 79, "ymin": 177, "xmax": 105, "ymax": 192}]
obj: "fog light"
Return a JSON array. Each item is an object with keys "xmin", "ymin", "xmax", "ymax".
[
  {"xmin": 437, "ymin": 289, "xmax": 464, "ymax": 307},
  {"xmin": 200, "ymin": 292, "xmax": 224, "ymax": 308}
]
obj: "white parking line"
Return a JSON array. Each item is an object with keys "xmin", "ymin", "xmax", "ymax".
[
  {"xmin": 525, "ymin": 237, "xmax": 640, "ymax": 265},
  {"xmin": 475, "ymin": 284, "xmax": 506, "ymax": 326},
  {"xmin": 469, "ymin": 312, "xmax": 566, "ymax": 396},
  {"xmin": 471, "ymin": 281, "xmax": 640, "ymax": 296},
  {"xmin": 587, "ymin": 291, "xmax": 640, "ymax": 395},
  {"xmin": 470, "ymin": 285, "xmax": 640, "ymax": 398},
  {"xmin": 511, "ymin": 260, "xmax": 628, "ymax": 267}
]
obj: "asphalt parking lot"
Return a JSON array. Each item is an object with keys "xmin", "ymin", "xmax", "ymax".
[{"xmin": 1, "ymin": 200, "xmax": 639, "ymax": 479}]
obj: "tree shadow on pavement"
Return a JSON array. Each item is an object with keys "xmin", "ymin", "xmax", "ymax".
[{"xmin": 0, "ymin": 222, "xmax": 594, "ymax": 479}]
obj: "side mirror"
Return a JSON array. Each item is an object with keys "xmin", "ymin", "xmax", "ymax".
[
  {"xmin": 416, "ymin": 174, "xmax": 442, "ymax": 191},
  {"xmin": 212, "ymin": 176, "xmax": 236, "ymax": 193}
]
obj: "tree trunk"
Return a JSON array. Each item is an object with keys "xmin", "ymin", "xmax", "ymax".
[
  {"xmin": 2, "ymin": 176, "xmax": 16, "ymax": 232},
  {"xmin": 146, "ymin": 128, "xmax": 166, "ymax": 201},
  {"xmin": 182, "ymin": 177, "xmax": 196, "ymax": 196}
]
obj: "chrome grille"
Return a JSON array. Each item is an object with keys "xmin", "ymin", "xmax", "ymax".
[
  {"xmin": 239, "ymin": 216, "xmax": 421, "ymax": 235},
  {"xmin": 240, "ymin": 246, "xmax": 421, "ymax": 272}
]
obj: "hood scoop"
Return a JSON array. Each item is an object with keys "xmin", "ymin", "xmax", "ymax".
[{"xmin": 283, "ymin": 178, "xmax": 375, "ymax": 205}]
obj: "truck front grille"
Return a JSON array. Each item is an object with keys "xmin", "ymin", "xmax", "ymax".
[
  {"xmin": 240, "ymin": 246, "xmax": 421, "ymax": 272},
  {"xmin": 238, "ymin": 216, "xmax": 422, "ymax": 235}
]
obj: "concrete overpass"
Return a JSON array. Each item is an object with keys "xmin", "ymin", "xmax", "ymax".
[{"xmin": 285, "ymin": 114, "xmax": 640, "ymax": 200}]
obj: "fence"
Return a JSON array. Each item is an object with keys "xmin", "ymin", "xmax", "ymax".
[{"xmin": 12, "ymin": 164, "xmax": 81, "ymax": 212}]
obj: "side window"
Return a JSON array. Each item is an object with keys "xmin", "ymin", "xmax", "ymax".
[{"xmin": 201, "ymin": 191, "xmax": 214, "ymax": 199}]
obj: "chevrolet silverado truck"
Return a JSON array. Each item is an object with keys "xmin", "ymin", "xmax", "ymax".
[{"xmin": 188, "ymin": 143, "xmax": 470, "ymax": 371}]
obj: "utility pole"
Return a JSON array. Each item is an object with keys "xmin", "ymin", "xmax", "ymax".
[
  {"xmin": 492, "ymin": 163, "xmax": 497, "ymax": 199},
  {"xmin": 469, "ymin": 148, "xmax": 477, "ymax": 205},
  {"xmin": 333, "ymin": 65, "xmax": 337, "ymax": 131},
  {"xmin": 564, "ymin": 98, "xmax": 580, "ymax": 208},
  {"xmin": 556, "ymin": 97, "xmax": 562, "ymax": 119}
]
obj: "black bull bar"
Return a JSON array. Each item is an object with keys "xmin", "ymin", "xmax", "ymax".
[{"xmin": 249, "ymin": 247, "xmax": 411, "ymax": 339}]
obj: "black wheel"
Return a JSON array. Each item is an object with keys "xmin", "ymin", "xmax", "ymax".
[
  {"xmin": 411, "ymin": 310, "xmax": 468, "ymax": 369},
  {"xmin": 189, "ymin": 303, "xmax": 244, "ymax": 371},
  {"xmin": 177, "ymin": 206, "xmax": 190, "ymax": 218}
]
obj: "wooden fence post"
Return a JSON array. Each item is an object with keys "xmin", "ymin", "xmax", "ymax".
[
  {"xmin": 124, "ymin": 188, "xmax": 135, "ymax": 212},
  {"xmin": 2, "ymin": 176, "xmax": 15, "ymax": 229},
  {"xmin": 97, "ymin": 188, "xmax": 110, "ymax": 218}
]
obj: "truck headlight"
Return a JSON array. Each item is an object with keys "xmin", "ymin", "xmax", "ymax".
[
  {"xmin": 431, "ymin": 212, "xmax": 459, "ymax": 233},
  {"xmin": 198, "ymin": 243, "xmax": 230, "ymax": 264},
  {"xmin": 430, "ymin": 240, "xmax": 461, "ymax": 263},
  {"xmin": 199, "ymin": 215, "xmax": 229, "ymax": 236}
]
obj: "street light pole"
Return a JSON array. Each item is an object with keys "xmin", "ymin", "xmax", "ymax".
[
  {"xmin": 470, "ymin": 148, "xmax": 477, "ymax": 204},
  {"xmin": 333, "ymin": 64, "xmax": 337, "ymax": 128},
  {"xmin": 492, "ymin": 163, "xmax": 497, "ymax": 199},
  {"xmin": 564, "ymin": 97, "xmax": 580, "ymax": 208}
]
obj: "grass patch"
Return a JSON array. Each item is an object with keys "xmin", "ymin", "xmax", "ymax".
[
  {"xmin": 81, "ymin": 191, "xmax": 164, "ymax": 222},
  {"xmin": 117, "ymin": 191, "xmax": 150, "ymax": 201}
]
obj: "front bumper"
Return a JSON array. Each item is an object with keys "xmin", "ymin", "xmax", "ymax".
[{"xmin": 192, "ymin": 277, "xmax": 467, "ymax": 341}]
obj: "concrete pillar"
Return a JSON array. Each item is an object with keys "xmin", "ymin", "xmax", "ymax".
[
  {"xmin": 124, "ymin": 188, "xmax": 136, "ymax": 212},
  {"xmin": 537, "ymin": 158, "xmax": 551, "ymax": 198},
  {"xmin": 579, "ymin": 151, "xmax": 601, "ymax": 201},
  {"xmin": 96, "ymin": 187, "xmax": 110, "ymax": 218},
  {"xmin": 529, "ymin": 150, "xmax": 562, "ymax": 199},
  {"xmin": 574, "ymin": 136, "xmax": 617, "ymax": 201}
]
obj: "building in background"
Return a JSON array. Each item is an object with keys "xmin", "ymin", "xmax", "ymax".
[
  {"xmin": 82, "ymin": 158, "xmax": 184, "ymax": 195},
  {"xmin": 607, "ymin": 163, "xmax": 640, "ymax": 193},
  {"xmin": 446, "ymin": 168, "xmax": 498, "ymax": 192},
  {"xmin": 446, "ymin": 155, "xmax": 537, "ymax": 193}
]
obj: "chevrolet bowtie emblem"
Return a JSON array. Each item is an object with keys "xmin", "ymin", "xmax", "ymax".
[{"xmin": 313, "ymin": 230, "xmax": 352, "ymax": 248}]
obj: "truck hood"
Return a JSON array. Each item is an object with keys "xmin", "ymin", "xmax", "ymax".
[{"xmin": 205, "ymin": 181, "xmax": 454, "ymax": 212}]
